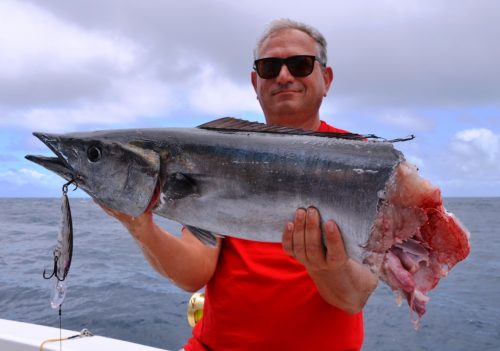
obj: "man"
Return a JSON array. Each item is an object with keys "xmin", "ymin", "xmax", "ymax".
[{"xmin": 103, "ymin": 19, "xmax": 378, "ymax": 350}]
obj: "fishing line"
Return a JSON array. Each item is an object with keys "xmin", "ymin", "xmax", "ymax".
[{"xmin": 59, "ymin": 305, "xmax": 62, "ymax": 351}]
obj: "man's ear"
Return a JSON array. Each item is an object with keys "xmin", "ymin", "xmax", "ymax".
[
  {"xmin": 251, "ymin": 71, "xmax": 258, "ymax": 94},
  {"xmin": 323, "ymin": 66, "xmax": 334, "ymax": 96}
]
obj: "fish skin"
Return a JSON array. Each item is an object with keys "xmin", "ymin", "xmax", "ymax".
[{"xmin": 26, "ymin": 119, "xmax": 403, "ymax": 262}]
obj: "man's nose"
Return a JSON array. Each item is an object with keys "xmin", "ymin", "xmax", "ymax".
[{"xmin": 275, "ymin": 64, "xmax": 294, "ymax": 84}]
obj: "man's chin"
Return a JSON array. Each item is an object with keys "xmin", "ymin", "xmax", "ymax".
[{"xmin": 271, "ymin": 94, "xmax": 302, "ymax": 108}]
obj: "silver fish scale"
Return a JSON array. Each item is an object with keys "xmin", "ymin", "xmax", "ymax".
[{"xmin": 150, "ymin": 128, "xmax": 403, "ymax": 261}]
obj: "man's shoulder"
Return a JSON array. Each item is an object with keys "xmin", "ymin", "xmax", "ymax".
[{"xmin": 318, "ymin": 120, "xmax": 350, "ymax": 134}]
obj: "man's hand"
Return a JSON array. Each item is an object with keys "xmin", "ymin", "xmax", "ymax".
[
  {"xmin": 282, "ymin": 207, "xmax": 348, "ymax": 273},
  {"xmin": 97, "ymin": 202, "xmax": 153, "ymax": 241},
  {"xmin": 282, "ymin": 207, "xmax": 378, "ymax": 314}
]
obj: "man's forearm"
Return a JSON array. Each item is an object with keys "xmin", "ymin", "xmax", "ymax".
[
  {"xmin": 134, "ymin": 224, "xmax": 221, "ymax": 292},
  {"xmin": 100, "ymin": 205, "xmax": 221, "ymax": 292}
]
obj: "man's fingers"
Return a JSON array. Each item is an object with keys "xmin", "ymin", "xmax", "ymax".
[
  {"xmin": 304, "ymin": 207, "xmax": 326, "ymax": 265},
  {"xmin": 292, "ymin": 208, "xmax": 307, "ymax": 262},
  {"xmin": 94, "ymin": 200, "xmax": 141, "ymax": 226},
  {"xmin": 283, "ymin": 207, "xmax": 327, "ymax": 267},
  {"xmin": 323, "ymin": 220, "xmax": 348, "ymax": 264}
]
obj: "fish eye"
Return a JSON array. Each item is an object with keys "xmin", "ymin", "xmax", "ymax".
[{"xmin": 87, "ymin": 146, "xmax": 102, "ymax": 163}]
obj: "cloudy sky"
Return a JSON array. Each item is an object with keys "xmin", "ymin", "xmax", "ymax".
[{"xmin": 1, "ymin": 0, "xmax": 498, "ymax": 197}]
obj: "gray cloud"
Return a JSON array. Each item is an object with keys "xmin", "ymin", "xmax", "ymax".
[
  {"xmin": 23, "ymin": 0, "xmax": 258, "ymax": 79},
  {"xmin": 325, "ymin": 1, "xmax": 500, "ymax": 109},
  {"xmin": 0, "ymin": 70, "xmax": 111, "ymax": 108},
  {"xmin": 15, "ymin": 0, "xmax": 498, "ymax": 114}
]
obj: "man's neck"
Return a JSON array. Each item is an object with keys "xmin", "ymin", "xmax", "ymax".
[{"xmin": 265, "ymin": 116, "xmax": 321, "ymax": 131}]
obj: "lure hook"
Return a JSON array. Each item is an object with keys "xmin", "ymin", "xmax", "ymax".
[
  {"xmin": 62, "ymin": 178, "xmax": 79, "ymax": 194},
  {"xmin": 42, "ymin": 247, "xmax": 69, "ymax": 281},
  {"xmin": 43, "ymin": 255, "xmax": 58, "ymax": 280}
]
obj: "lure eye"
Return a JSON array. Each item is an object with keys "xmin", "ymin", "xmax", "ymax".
[{"xmin": 87, "ymin": 146, "xmax": 102, "ymax": 163}]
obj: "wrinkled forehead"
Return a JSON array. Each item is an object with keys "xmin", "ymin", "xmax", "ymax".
[{"xmin": 257, "ymin": 29, "xmax": 319, "ymax": 59}]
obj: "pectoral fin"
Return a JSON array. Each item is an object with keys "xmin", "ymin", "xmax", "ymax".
[
  {"xmin": 185, "ymin": 225, "xmax": 219, "ymax": 247},
  {"xmin": 164, "ymin": 172, "xmax": 199, "ymax": 200}
]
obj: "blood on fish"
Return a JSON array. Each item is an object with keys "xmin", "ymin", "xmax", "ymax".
[
  {"xmin": 145, "ymin": 181, "xmax": 162, "ymax": 213},
  {"xmin": 365, "ymin": 161, "xmax": 471, "ymax": 328},
  {"xmin": 420, "ymin": 210, "xmax": 470, "ymax": 268}
]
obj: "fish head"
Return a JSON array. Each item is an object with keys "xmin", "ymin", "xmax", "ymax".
[{"xmin": 26, "ymin": 131, "xmax": 160, "ymax": 216}]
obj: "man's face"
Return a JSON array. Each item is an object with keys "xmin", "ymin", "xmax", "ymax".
[{"xmin": 251, "ymin": 29, "xmax": 333, "ymax": 128}]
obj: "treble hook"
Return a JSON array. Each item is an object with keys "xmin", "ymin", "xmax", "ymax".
[
  {"xmin": 42, "ymin": 255, "xmax": 67, "ymax": 281},
  {"xmin": 43, "ymin": 255, "xmax": 58, "ymax": 280}
]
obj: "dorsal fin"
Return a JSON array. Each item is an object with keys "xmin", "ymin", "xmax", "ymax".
[{"xmin": 197, "ymin": 117, "xmax": 366, "ymax": 140}]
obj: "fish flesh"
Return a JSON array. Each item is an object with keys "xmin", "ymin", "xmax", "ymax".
[
  {"xmin": 42, "ymin": 188, "xmax": 73, "ymax": 309},
  {"xmin": 26, "ymin": 117, "xmax": 470, "ymax": 321},
  {"xmin": 364, "ymin": 161, "xmax": 470, "ymax": 325}
]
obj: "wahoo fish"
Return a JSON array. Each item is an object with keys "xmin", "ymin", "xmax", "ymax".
[{"xmin": 26, "ymin": 117, "xmax": 470, "ymax": 323}]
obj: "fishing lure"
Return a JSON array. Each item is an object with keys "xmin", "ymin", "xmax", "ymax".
[{"xmin": 43, "ymin": 180, "xmax": 75, "ymax": 309}]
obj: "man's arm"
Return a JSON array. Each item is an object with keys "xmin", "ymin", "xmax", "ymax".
[
  {"xmin": 282, "ymin": 207, "xmax": 378, "ymax": 314},
  {"xmin": 100, "ymin": 206, "xmax": 221, "ymax": 292}
]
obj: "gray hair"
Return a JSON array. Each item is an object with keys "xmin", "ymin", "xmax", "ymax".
[{"xmin": 253, "ymin": 18, "xmax": 328, "ymax": 66}]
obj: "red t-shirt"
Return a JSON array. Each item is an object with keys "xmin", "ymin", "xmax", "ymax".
[
  {"xmin": 317, "ymin": 120, "xmax": 350, "ymax": 134},
  {"xmin": 184, "ymin": 121, "xmax": 364, "ymax": 351}
]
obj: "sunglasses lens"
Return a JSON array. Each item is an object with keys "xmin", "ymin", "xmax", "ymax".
[
  {"xmin": 255, "ymin": 58, "xmax": 282, "ymax": 79},
  {"xmin": 287, "ymin": 56, "xmax": 315, "ymax": 77}
]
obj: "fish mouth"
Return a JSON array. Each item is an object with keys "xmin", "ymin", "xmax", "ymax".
[{"xmin": 25, "ymin": 132, "xmax": 79, "ymax": 183}]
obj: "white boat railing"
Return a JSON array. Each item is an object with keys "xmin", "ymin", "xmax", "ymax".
[{"xmin": 0, "ymin": 319, "xmax": 170, "ymax": 351}]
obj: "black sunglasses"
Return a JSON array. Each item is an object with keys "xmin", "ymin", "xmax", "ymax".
[{"xmin": 253, "ymin": 55, "xmax": 325, "ymax": 79}]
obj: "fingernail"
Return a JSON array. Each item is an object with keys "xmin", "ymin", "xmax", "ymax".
[
  {"xmin": 326, "ymin": 220, "xmax": 334, "ymax": 231},
  {"xmin": 296, "ymin": 209, "xmax": 304, "ymax": 220}
]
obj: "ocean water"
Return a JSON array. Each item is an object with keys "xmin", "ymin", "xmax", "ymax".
[{"xmin": 0, "ymin": 198, "xmax": 498, "ymax": 350}]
